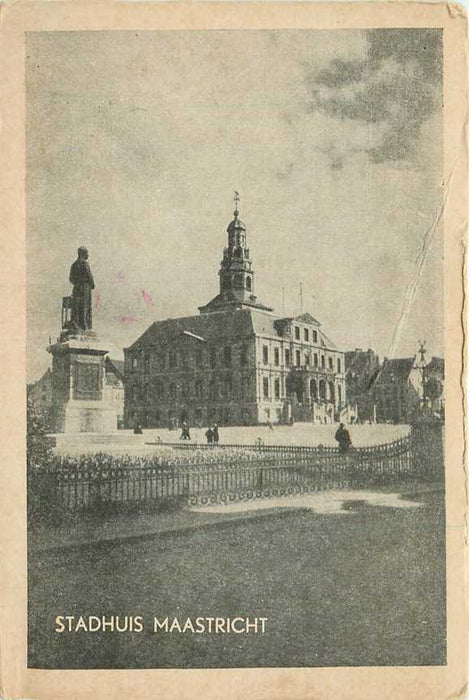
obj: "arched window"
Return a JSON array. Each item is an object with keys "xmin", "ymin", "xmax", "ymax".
[
  {"xmin": 246, "ymin": 276, "xmax": 252, "ymax": 291},
  {"xmin": 328, "ymin": 381, "xmax": 335, "ymax": 402}
]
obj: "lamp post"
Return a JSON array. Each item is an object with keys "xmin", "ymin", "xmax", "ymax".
[{"xmin": 415, "ymin": 340, "xmax": 428, "ymax": 410}]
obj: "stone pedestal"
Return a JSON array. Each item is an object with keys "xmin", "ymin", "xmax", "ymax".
[{"xmin": 47, "ymin": 333, "xmax": 118, "ymax": 433}]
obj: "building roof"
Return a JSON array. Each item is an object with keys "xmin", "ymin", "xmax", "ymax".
[
  {"xmin": 126, "ymin": 307, "xmax": 341, "ymax": 354},
  {"xmin": 126, "ymin": 309, "xmax": 259, "ymax": 352},
  {"xmin": 295, "ymin": 312, "xmax": 321, "ymax": 326},
  {"xmin": 198, "ymin": 290, "xmax": 273, "ymax": 314},
  {"xmin": 105, "ymin": 357, "xmax": 125, "ymax": 380},
  {"xmin": 374, "ymin": 357, "xmax": 415, "ymax": 386},
  {"xmin": 427, "ymin": 356, "xmax": 444, "ymax": 375}
]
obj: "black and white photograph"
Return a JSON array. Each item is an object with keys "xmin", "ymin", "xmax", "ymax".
[{"xmin": 23, "ymin": 23, "xmax": 452, "ymax": 674}]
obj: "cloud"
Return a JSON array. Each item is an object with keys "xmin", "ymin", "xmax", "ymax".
[{"xmin": 309, "ymin": 30, "xmax": 442, "ymax": 166}]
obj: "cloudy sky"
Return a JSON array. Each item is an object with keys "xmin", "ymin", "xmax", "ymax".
[{"xmin": 26, "ymin": 29, "xmax": 443, "ymax": 381}]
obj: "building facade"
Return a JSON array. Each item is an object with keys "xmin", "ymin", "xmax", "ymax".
[
  {"xmin": 124, "ymin": 202, "xmax": 346, "ymax": 428},
  {"xmin": 345, "ymin": 348, "xmax": 380, "ymax": 422},
  {"xmin": 370, "ymin": 357, "xmax": 423, "ymax": 424}
]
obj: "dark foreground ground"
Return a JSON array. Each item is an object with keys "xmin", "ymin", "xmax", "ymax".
[{"xmin": 28, "ymin": 491, "xmax": 446, "ymax": 668}]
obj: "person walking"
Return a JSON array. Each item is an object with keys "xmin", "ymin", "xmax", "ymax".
[
  {"xmin": 213, "ymin": 424, "xmax": 219, "ymax": 445},
  {"xmin": 180, "ymin": 421, "xmax": 191, "ymax": 440},
  {"xmin": 335, "ymin": 423, "xmax": 352, "ymax": 453},
  {"xmin": 205, "ymin": 427, "xmax": 214, "ymax": 445}
]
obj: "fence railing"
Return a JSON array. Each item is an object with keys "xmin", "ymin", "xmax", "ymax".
[{"xmin": 28, "ymin": 436, "xmax": 417, "ymax": 520}]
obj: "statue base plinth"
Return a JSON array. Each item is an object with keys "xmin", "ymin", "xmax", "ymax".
[{"xmin": 47, "ymin": 334, "xmax": 118, "ymax": 434}]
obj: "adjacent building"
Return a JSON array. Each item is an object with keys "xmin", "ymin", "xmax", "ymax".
[
  {"xmin": 345, "ymin": 348, "xmax": 380, "ymax": 422},
  {"xmin": 370, "ymin": 357, "xmax": 423, "ymax": 424},
  {"xmin": 124, "ymin": 202, "xmax": 347, "ymax": 428}
]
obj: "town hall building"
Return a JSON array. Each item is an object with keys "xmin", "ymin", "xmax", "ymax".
[{"xmin": 123, "ymin": 199, "xmax": 347, "ymax": 428}]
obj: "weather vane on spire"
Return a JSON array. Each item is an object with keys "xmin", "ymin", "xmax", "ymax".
[{"xmin": 234, "ymin": 191, "xmax": 240, "ymax": 214}]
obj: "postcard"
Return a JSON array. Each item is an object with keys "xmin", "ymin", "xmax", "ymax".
[{"xmin": 0, "ymin": 2, "xmax": 467, "ymax": 699}]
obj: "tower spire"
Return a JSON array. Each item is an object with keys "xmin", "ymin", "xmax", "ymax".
[{"xmin": 198, "ymin": 194, "xmax": 273, "ymax": 314}]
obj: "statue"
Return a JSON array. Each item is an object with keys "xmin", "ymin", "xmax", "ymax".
[{"xmin": 69, "ymin": 246, "xmax": 95, "ymax": 332}]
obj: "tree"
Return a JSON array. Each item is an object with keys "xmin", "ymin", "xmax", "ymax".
[
  {"xmin": 425, "ymin": 377, "xmax": 443, "ymax": 403},
  {"xmin": 27, "ymin": 397, "xmax": 56, "ymax": 524},
  {"xmin": 27, "ymin": 396, "xmax": 53, "ymax": 470}
]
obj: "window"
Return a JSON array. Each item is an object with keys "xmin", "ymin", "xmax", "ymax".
[
  {"xmin": 263, "ymin": 377, "xmax": 269, "ymax": 398},
  {"xmin": 223, "ymin": 346, "xmax": 232, "ymax": 368},
  {"xmin": 263, "ymin": 345, "xmax": 269, "ymax": 364},
  {"xmin": 131, "ymin": 356, "xmax": 138, "ymax": 369},
  {"xmin": 210, "ymin": 348, "xmax": 217, "ymax": 369},
  {"xmin": 328, "ymin": 357, "xmax": 333, "ymax": 370},
  {"xmin": 285, "ymin": 349, "xmax": 290, "ymax": 366},
  {"xmin": 314, "ymin": 353, "xmax": 318, "ymax": 367},
  {"xmin": 246, "ymin": 276, "xmax": 252, "ymax": 291},
  {"xmin": 304, "ymin": 328, "xmax": 309, "ymax": 342},
  {"xmin": 294, "ymin": 326, "xmax": 300, "ymax": 340},
  {"xmin": 337, "ymin": 358, "xmax": 341, "ymax": 373},
  {"xmin": 296, "ymin": 350, "xmax": 301, "ymax": 366},
  {"xmin": 321, "ymin": 355, "xmax": 325, "ymax": 368},
  {"xmin": 305, "ymin": 353, "xmax": 310, "ymax": 366},
  {"xmin": 313, "ymin": 330, "xmax": 318, "ymax": 343},
  {"xmin": 208, "ymin": 378, "xmax": 215, "ymax": 399},
  {"xmin": 224, "ymin": 375, "xmax": 233, "ymax": 397},
  {"xmin": 274, "ymin": 378, "xmax": 280, "ymax": 398},
  {"xmin": 310, "ymin": 378, "xmax": 317, "ymax": 399},
  {"xmin": 240, "ymin": 345, "xmax": 248, "ymax": 366},
  {"xmin": 274, "ymin": 348, "xmax": 280, "ymax": 366}
]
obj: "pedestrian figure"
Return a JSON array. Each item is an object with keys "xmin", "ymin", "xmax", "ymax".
[
  {"xmin": 335, "ymin": 423, "xmax": 352, "ymax": 453},
  {"xmin": 267, "ymin": 420, "xmax": 274, "ymax": 431},
  {"xmin": 180, "ymin": 421, "xmax": 191, "ymax": 440},
  {"xmin": 213, "ymin": 424, "xmax": 219, "ymax": 444},
  {"xmin": 205, "ymin": 427, "xmax": 214, "ymax": 445}
]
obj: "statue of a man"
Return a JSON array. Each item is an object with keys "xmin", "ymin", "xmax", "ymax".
[{"xmin": 69, "ymin": 246, "xmax": 95, "ymax": 331}]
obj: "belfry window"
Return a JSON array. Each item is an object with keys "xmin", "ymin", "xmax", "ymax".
[{"xmin": 246, "ymin": 276, "xmax": 252, "ymax": 291}]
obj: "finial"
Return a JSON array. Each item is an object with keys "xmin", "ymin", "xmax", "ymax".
[{"xmin": 234, "ymin": 191, "xmax": 240, "ymax": 216}]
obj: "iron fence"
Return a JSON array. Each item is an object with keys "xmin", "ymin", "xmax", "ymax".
[{"xmin": 28, "ymin": 435, "xmax": 415, "ymax": 517}]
